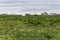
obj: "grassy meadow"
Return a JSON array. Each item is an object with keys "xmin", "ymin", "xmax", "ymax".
[{"xmin": 0, "ymin": 15, "xmax": 60, "ymax": 40}]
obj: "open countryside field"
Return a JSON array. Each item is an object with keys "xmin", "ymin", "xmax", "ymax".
[{"xmin": 0, "ymin": 15, "xmax": 60, "ymax": 40}]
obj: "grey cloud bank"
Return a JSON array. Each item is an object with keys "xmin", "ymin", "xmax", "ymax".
[{"xmin": 0, "ymin": 0, "xmax": 60, "ymax": 14}]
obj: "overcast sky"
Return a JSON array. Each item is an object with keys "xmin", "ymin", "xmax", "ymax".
[{"xmin": 0, "ymin": 0, "xmax": 60, "ymax": 14}]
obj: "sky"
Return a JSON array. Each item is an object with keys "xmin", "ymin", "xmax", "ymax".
[{"xmin": 0, "ymin": 0, "xmax": 60, "ymax": 14}]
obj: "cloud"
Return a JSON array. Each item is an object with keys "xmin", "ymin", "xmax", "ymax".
[{"xmin": 0, "ymin": 0, "xmax": 60, "ymax": 13}]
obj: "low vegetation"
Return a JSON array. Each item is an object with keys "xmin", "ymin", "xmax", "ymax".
[{"xmin": 0, "ymin": 13, "xmax": 60, "ymax": 40}]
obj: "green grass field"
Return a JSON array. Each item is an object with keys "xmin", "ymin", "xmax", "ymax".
[{"xmin": 0, "ymin": 15, "xmax": 60, "ymax": 40}]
